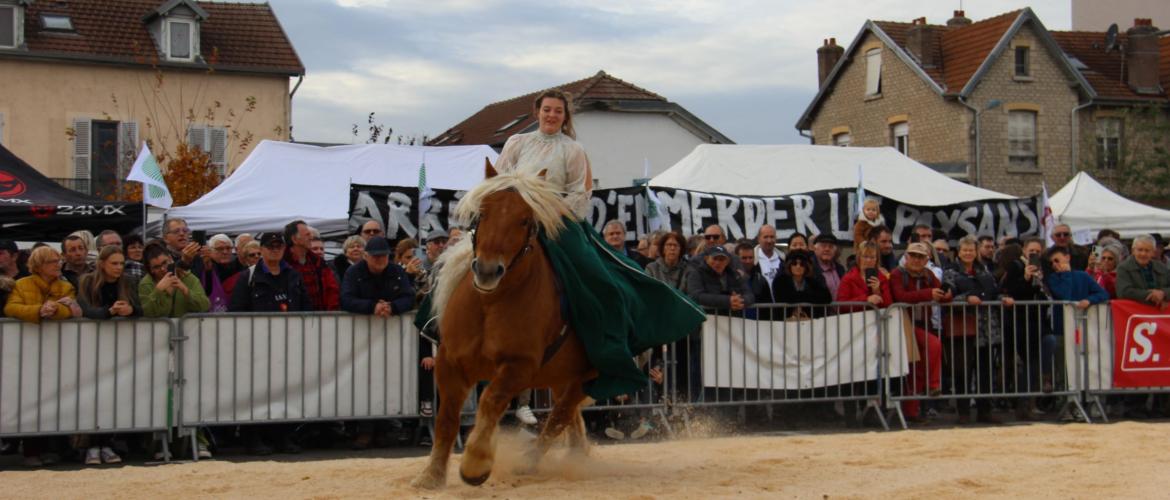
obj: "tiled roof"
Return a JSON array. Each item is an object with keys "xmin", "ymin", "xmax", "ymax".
[
  {"xmin": 11, "ymin": 0, "xmax": 303, "ymax": 75},
  {"xmin": 874, "ymin": 10, "xmax": 1166, "ymax": 101},
  {"xmin": 1049, "ymin": 31, "xmax": 1142, "ymax": 100},
  {"xmin": 429, "ymin": 70, "xmax": 666, "ymax": 147},
  {"xmin": 873, "ymin": 10, "xmax": 1020, "ymax": 93},
  {"xmin": 937, "ymin": 10, "xmax": 1020, "ymax": 93}
]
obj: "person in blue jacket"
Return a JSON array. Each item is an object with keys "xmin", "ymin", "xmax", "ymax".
[
  {"xmin": 1045, "ymin": 246, "xmax": 1111, "ymax": 310},
  {"xmin": 1045, "ymin": 245, "xmax": 1110, "ymax": 357}
]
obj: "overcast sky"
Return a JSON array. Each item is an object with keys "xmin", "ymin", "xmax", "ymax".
[{"xmin": 276, "ymin": 0, "xmax": 1073, "ymax": 146}]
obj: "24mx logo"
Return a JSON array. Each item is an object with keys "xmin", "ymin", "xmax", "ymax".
[
  {"xmin": 1120, "ymin": 315, "xmax": 1170, "ymax": 372},
  {"xmin": 28, "ymin": 205, "xmax": 126, "ymax": 218}
]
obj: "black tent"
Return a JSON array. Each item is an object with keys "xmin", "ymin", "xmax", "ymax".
[{"xmin": 0, "ymin": 144, "xmax": 143, "ymax": 242}]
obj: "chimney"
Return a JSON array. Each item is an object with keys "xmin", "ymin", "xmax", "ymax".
[
  {"xmin": 817, "ymin": 37, "xmax": 844, "ymax": 87},
  {"xmin": 947, "ymin": 10, "xmax": 972, "ymax": 27},
  {"xmin": 1126, "ymin": 18, "xmax": 1162, "ymax": 94},
  {"xmin": 906, "ymin": 17, "xmax": 939, "ymax": 68}
]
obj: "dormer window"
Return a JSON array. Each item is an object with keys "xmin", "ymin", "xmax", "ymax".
[
  {"xmin": 41, "ymin": 14, "xmax": 74, "ymax": 32},
  {"xmin": 143, "ymin": 0, "xmax": 209, "ymax": 63},
  {"xmin": 167, "ymin": 19, "xmax": 194, "ymax": 60}
]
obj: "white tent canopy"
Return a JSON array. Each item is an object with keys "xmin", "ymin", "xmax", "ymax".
[
  {"xmin": 166, "ymin": 140, "xmax": 497, "ymax": 237},
  {"xmin": 1050, "ymin": 172, "xmax": 1170, "ymax": 238},
  {"xmin": 650, "ymin": 144, "xmax": 1014, "ymax": 205}
]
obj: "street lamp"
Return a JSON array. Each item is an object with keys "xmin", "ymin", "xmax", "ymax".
[{"xmin": 972, "ymin": 99, "xmax": 1003, "ymax": 187}]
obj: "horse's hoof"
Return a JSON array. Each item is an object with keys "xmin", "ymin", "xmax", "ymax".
[
  {"xmin": 411, "ymin": 471, "xmax": 445, "ymax": 490},
  {"xmin": 460, "ymin": 470, "xmax": 491, "ymax": 486}
]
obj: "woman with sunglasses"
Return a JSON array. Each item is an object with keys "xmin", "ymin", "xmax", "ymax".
[
  {"xmin": 771, "ymin": 249, "xmax": 831, "ymax": 319},
  {"xmin": 1090, "ymin": 240, "xmax": 1125, "ymax": 298}
]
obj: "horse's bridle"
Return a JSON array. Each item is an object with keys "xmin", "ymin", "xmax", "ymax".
[{"xmin": 468, "ymin": 215, "xmax": 537, "ymax": 281}]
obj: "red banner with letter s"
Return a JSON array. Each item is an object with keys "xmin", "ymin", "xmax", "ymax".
[{"xmin": 1113, "ymin": 300, "xmax": 1170, "ymax": 387}]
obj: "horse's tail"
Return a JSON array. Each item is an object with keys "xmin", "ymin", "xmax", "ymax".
[{"xmin": 431, "ymin": 236, "xmax": 473, "ymax": 321}]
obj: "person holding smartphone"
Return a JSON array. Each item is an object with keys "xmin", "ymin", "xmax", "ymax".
[{"xmin": 836, "ymin": 241, "xmax": 892, "ymax": 309}]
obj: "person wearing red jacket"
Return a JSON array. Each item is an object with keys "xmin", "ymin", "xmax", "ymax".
[
  {"xmin": 889, "ymin": 242, "xmax": 950, "ymax": 424},
  {"xmin": 283, "ymin": 220, "xmax": 341, "ymax": 311},
  {"xmin": 836, "ymin": 241, "xmax": 892, "ymax": 309}
]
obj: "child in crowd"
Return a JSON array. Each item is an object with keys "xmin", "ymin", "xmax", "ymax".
[{"xmin": 852, "ymin": 197, "xmax": 885, "ymax": 253}]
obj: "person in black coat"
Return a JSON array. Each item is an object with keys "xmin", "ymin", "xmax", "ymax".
[
  {"xmin": 340, "ymin": 237, "xmax": 415, "ymax": 316},
  {"xmin": 771, "ymin": 250, "xmax": 832, "ymax": 319},
  {"xmin": 686, "ymin": 246, "xmax": 754, "ymax": 314},
  {"xmin": 228, "ymin": 232, "xmax": 312, "ymax": 313}
]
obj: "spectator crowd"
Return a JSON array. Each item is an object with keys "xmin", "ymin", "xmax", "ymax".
[{"xmin": 3, "ymin": 208, "xmax": 1170, "ymax": 466}]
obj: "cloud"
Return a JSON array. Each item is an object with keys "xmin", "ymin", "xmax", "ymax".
[{"xmin": 288, "ymin": 0, "xmax": 1073, "ymax": 145}]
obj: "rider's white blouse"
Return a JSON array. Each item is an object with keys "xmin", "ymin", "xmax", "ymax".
[{"xmin": 494, "ymin": 131, "xmax": 591, "ymax": 220}]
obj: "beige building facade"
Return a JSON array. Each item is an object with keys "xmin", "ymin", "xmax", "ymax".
[
  {"xmin": 0, "ymin": 0, "xmax": 303, "ymax": 199},
  {"xmin": 1, "ymin": 59, "xmax": 292, "ymax": 186}
]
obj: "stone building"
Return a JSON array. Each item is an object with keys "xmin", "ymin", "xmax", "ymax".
[{"xmin": 795, "ymin": 8, "xmax": 1169, "ymax": 199}]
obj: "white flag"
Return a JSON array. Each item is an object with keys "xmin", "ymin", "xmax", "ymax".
[
  {"xmin": 855, "ymin": 165, "xmax": 866, "ymax": 216},
  {"xmin": 1040, "ymin": 182, "xmax": 1055, "ymax": 246},
  {"xmin": 126, "ymin": 143, "xmax": 173, "ymax": 209}
]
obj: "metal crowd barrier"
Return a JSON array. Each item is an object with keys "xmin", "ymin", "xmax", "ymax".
[
  {"xmin": 8, "ymin": 300, "xmax": 1170, "ymax": 461},
  {"xmin": 884, "ymin": 300, "xmax": 1088, "ymax": 428},
  {"xmin": 0, "ymin": 318, "xmax": 174, "ymax": 441},
  {"xmin": 176, "ymin": 312, "xmax": 420, "ymax": 431}
]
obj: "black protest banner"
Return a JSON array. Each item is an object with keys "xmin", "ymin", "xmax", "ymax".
[
  {"xmin": 585, "ymin": 186, "xmax": 1043, "ymax": 245},
  {"xmin": 348, "ymin": 184, "xmax": 464, "ymax": 241},
  {"xmin": 348, "ymin": 183, "xmax": 1042, "ymax": 245}
]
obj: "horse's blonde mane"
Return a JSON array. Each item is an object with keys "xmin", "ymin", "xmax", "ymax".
[{"xmin": 430, "ymin": 170, "xmax": 575, "ymax": 321}]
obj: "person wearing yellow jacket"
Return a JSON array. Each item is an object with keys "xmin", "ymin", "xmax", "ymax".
[{"xmin": 4, "ymin": 246, "xmax": 80, "ymax": 323}]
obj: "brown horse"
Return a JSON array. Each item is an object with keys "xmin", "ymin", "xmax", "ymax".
[{"xmin": 412, "ymin": 161, "xmax": 598, "ymax": 489}]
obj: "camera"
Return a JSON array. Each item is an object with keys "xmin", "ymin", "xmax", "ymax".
[{"xmin": 167, "ymin": 262, "xmax": 177, "ymax": 275}]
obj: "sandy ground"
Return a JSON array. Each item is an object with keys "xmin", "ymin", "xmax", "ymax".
[{"xmin": 2, "ymin": 422, "xmax": 1168, "ymax": 499}]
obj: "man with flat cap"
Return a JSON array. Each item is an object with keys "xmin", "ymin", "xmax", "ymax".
[{"xmin": 340, "ymin": 236, "xmax": 415, "ymax": 317}]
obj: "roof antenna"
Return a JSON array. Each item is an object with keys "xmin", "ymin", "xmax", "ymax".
[{"xmin": 1104, "ymin": 23, "xmax": 1119, "ymax": 52}]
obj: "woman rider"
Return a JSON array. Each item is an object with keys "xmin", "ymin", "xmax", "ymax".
[{"xmin": 431, "ymin": 89, "xmax": 705, "ymax": 400}]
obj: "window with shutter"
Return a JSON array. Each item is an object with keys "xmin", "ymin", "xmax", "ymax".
[
  {"xmin": 187, "ymin": 125, "xmax": 207, "ymax": 151},
  {"xmin": 1007, "ymin": 111, "xmax": 1037, "ymax": 168},
  {"xmin": 187, "ymin": 124, "xmax": 228, "ymax": 176},
  {"xmin": 209, "ymin": 127, "xmax": 227, "ymax": 177},
  {"xmin": 72, "ymin": 119, "xmax": 91, "ymax": 180},
  {"xmin": 833, "ymin": 132, "xmax": 851, "ymax": 147},
  {"xmin": 167, "ymin": 19, "xmax": 195, "ymax": 61},
  {"xmin": 891, "ymin": 122, "xmax": 909, "ymax": 155},
  {"xmin": 1096, "ymin": 118, "xmax": 1122, "ymax": 170},
  {"xmin": 118, "ymin": 121, "xmax": 138, "ymax": 179},
  {"xmin": 865, "ymin": 48, "xmax": 882, "ymax": 96}
]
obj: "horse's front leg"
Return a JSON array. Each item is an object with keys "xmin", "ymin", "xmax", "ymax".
[
  {"xmin": 412, "ymin": 354, "xmax": 470, "ymax": 490},
  {"xmin": 519, "ymin": 382, "xmax": 587, "ymax": 473},
  {"xmin": 459, "ymin": 362, "xmax": 532, "ymax": 486}
]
